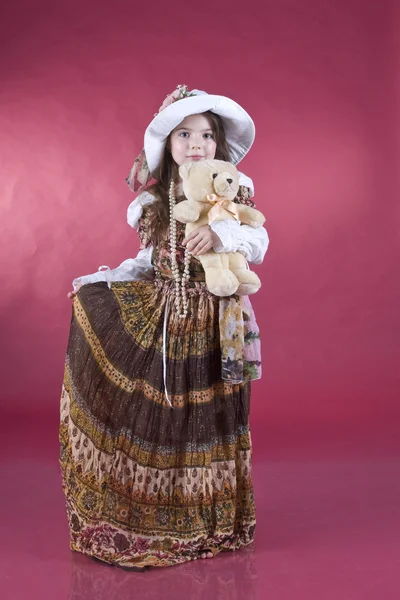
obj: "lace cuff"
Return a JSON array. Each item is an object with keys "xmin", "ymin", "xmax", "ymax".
[
  {"xmin": 210, "ymin": 220, "xmax": 252, "ymax": 259},
  {"xmin": 210, "ymin": 220, "xmax": 241, "ymax": 253},
  {"xmin": 210, "ymin": 220, "xmax": 269, "ymax": 264}
]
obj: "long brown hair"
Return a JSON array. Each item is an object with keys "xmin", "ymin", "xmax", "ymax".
[{"xmin": 144, "ymin": 111, "xmax": 231, "ymax": 247}]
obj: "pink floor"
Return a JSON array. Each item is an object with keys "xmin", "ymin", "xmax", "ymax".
[{"xmin": 1, "ymin": 417, "xmax": 399, "ymax": 600}]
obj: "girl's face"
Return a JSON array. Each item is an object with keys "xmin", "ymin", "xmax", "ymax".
[{"xmin": 169, "ymin": 113, "xmax": 217, "ymax": 170}]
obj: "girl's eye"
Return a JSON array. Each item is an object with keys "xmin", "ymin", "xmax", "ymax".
[{"xmin": 178, "ymin": 132, "xmax": 213, "ymax": 139}]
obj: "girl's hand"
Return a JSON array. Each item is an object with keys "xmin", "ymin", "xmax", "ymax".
[
  {"xmin": 182, "ymin": 225, "xmax": 221, "ymax": 256},
  {"xmin": 67, "ymin": 284, "xmax": 81, "ymax": 299}
]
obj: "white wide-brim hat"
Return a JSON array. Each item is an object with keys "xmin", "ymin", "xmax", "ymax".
[{"xmin": 144, "ymin": 88, "xmax": 255, "ymax": 177}]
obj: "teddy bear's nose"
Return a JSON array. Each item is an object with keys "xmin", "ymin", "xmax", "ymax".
[{"xmin": 226, "ymin": 178, "xmax": 233, "ymax": 184}]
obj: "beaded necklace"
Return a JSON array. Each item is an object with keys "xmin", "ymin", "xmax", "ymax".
[{"xmin": 168, "ymin": 180, "xmax": 192, "ymax": 318}]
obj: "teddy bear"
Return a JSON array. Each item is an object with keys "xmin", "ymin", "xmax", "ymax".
[{"xmin": 173, "ymin": 159, "xmax": 266, "ymax": 297}]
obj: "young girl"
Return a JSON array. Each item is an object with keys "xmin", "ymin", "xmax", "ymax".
[{"xmin": 59, "ymin": 85, "xmax": 269, "ymax": 570}]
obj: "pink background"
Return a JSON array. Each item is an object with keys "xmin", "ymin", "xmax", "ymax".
[
  {"xmin": 1, "ymin": 2, "xmax": 400, "ymax": 598},
  {"xmin": 0, "ymin": 0, "xmax": 399, "ymax": 459}
]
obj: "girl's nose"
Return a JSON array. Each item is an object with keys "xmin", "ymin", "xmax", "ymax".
[{"xmin": 191, "ymin": 135, "xmax": 204, "ymax": 147}]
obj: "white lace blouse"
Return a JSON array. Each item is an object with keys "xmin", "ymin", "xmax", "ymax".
[{"xmin": 72, "ymin": 172, "xmax": 270, "ymax": 292}]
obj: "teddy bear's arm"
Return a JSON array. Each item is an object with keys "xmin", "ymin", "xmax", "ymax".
[
  {"xmin": 235, "ymin": 205, "xmax": 266, "ymax": 228},
  {"xmin": 173, "ymin": 201, "xmax": 201, "ymax": 224}
]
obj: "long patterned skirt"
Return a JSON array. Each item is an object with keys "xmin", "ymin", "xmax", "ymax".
[{"xmin": 59, "ymin": 278, "xmax": 256, "ymax": 568}]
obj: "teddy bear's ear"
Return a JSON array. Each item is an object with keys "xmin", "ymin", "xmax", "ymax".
[{"xmin": 179, "ymin": 162, "xmax": 193, "ymax": 180}]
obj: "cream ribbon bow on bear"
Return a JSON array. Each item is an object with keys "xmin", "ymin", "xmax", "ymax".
[{"xmin": 206, "ymin": 194, "xmax": 241, "ymax": 224}]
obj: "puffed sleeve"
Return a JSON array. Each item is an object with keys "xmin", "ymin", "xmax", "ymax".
[
  {"xmin": 209, "ymin": 183, "xmax": 270, "ymax": 265},
  {"xmin": 127, "ymin": 190, "xmax": 157, "ymax": 250},
  {"xmin": 72, "ymin": 247, "xmax": 154, "ymax": 292}
]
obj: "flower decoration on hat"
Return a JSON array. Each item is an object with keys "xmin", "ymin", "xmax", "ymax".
[{"xmin": 155, "ymin": 84, "xmax": 197, "ymax": 116}]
